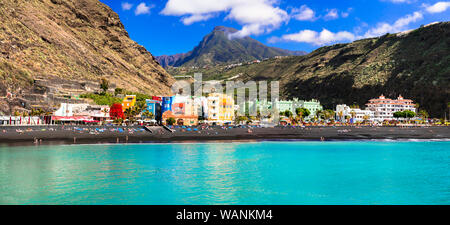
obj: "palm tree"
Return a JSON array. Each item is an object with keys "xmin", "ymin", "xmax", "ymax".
[
  {"xmin": 142, "ymin": 111, "xmax": 154, "ymax": 120},
  {"xmin": 418, "ymin": 110, "xmax": 429, "ymax": 123},
  {"xmin": 447, "ymin": 102, "xmax": 450, "ymax": 122},
  {"xmin": 316, "ymin": 110, "xmax": 323, "ymax": 121},
  {"xmin": 338, "ymin": 111, "xmax": 344, "ymax": 122},
  {"xmin": 101, "ymin": 108, "xmax": 109, "ymax": 117},
  {"xmin": 350, "ymin": 110, "xmax": 356, "ymax": 123},
  {"xmin": 363, "ymin": 115, "xmax": 370, "ymax": 124}
]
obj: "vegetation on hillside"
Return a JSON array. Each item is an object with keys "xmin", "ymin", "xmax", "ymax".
[{"xmin": 175, "ymin": 22, "xmax": 449, "ymax": 118}]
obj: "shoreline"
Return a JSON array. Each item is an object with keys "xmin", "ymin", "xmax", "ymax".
[{"xmin": 1, "ymin": 125, "xmax": 449, "ymax": 147}]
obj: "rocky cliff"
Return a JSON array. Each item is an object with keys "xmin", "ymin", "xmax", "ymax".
[{"xmin": 0, "ymin": 0, "xmax": 174, "ymax": 114}]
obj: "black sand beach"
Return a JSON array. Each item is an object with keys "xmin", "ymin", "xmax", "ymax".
[{"xmin": 0, "ymin": 125, "xmax": 449, "ymax": 146}]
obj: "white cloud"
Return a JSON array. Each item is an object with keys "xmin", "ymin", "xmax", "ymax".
[
  {"xmin": 341, "ymin": 8, "xmax": 353, "ymax": 18},
  {"xmin": 271, "ymin": 29, "xmax": 355, "ymax": 46},
  {"xmin": 161, "ymin": 0, "xmax": 289, "ymax": 38},
  {"xmin": 182, "ymin": 14, "xmax": 215, "ymax": 25},
  {"xmin": 135, "ymin": 2, "xmax": 154, "ymax": 15},
  {"xmin": 269, "ymin": 9, "xmax": 428, "ymax": 46},
  {"xmin": 324, "ymin": 9, "xmax": 339, "ymax": 20},
  {"xmin": 121, "ymin": 2, "xmax": 133, "ymax": 11},
  {"xmin": 425, "ymin": 1, "xmax": 450, "ymax": 13},
  {"xmin": 291, "ymin": 5, "xmax": 316, "ymax": 21},
  {"xmin": 362, "ymin": 11, "xmax": 423, "ymax": 37}
]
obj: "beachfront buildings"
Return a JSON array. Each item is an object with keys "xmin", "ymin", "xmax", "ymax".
[
  {"xmin": 336, "ymin": 104, "xmax": 375, "ymax": 123},
  {"xmin": 365, "ymin": 95, "xmax": 416, "ymax": 121},
  {"xmin": 205, "ymin": 93, "xmax": 234, "ymax": 124},
  {"xmin": 162, "ymin": 96, "xmax": 174, "ymax": 114},
  {"xmin": 122, "ymin": 95, "xmax": 136, "ymax": 112},
  {"xmin": 250, "ymin": 98, "xmax": 323, "ymax": 121},
  {"xmin": 302, "ymin": 99, "xmax": 323, "ymax": 119},
  {"xmin": 0, "ymin": 116, "xmax": 44, "ymax": 125},
  {"xmin": 51, "ymin": 103, "xmax": 110, "ymax": 124},
  {"xmin": 144, "ymin": 99, "xmax": 161, "ymax": 120}
]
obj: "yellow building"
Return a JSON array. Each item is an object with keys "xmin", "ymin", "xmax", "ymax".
[
  {"xmin": 122, "ymin": 95, "xmax": 136, "ymax": 112},
  {"xmin": 207, "ymin": 93, "xmax": 234, "ymax": 124}
]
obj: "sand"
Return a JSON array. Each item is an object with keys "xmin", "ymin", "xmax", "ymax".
[{"xmin": 0, "ymin": 125, "xmax": 449, "ymax": 146}]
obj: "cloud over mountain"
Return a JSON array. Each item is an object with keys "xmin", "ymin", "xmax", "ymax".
[{"xmin": 161, "ymin": 0, "xmax": 289, "ymax": 38}]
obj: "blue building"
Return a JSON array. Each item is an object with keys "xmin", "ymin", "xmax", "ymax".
[
  {"xmin": 162, "ymin": 96, "xmax": 174, "ymax": 114},
  {"xmin": 144, "ymin": 99, "xmax": 162, "ymax": 120}
]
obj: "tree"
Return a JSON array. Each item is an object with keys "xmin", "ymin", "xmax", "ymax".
[
  {"xmin": 404, "ymin": 110, "xmax": 416, "ymax": 120},
  {"xmin": 110, "ymin": 103, "xmax": 124, "ymax": 120},
  {"xmin": 363, "ymin": 115, "xmax": 370, "ymax": 123},
  {"xmin": 350, "ymin": 111, "xmax": 356, "ymax": 119},
  {"xmin": 114, "ymin": 88, "xmax": 123, "ymax": 96},
  {"xmin": 284, "ymin": 110, "xmax": 293, "ymax": 118},
  {"xmin": 295, "ymin": 108, "xmax": 310, "ymax": 122},
  {"xmin": 166, "ymin": 117, "xmax": 176, "ymax": 125},
  {"xmin": 324, "ymin": 109, "xmax": 335, "ymax": 120},
  {"xmin": 101, "ymin": 108, "xmax": 109, "ymax": 117},
  {"xmin": 337, "ymin": 111, "xmax": 344, "ymax": 122},
  {"xmin": 418, "ymin": 110, "xmax": 429, "ymax": 121},
  {"xmin": 122, "ymin": 105, "xmax": 143, "ymax": 122},
  {"xmin": 100, "ymin": 78, "xmax": 109, "ymax": 94},
  {"xmin": 142, "ymin": 111, "xmax": 154, "ymax": 120},
  {"xmin": 30, "ymin": 108, "xmax": 45, "ymax": 116},
  {"xmin": 235, "ymin": 116, "xmax": 248, "ymax": 124},
  {"xmin": 393, "ymin": 111, "xmax": 406, "ymax": 119},
  {"xmin": 316, "ymin": 110, "xmax": 323, "ymax": 120}
]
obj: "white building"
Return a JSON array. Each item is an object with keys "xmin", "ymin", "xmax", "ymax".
[
  {"xmin": 365, "ymin": 95, "xmax": 416, "ymax": 121},
  {"xmin": 54, "ymin": 103, "xmax": 90, "ymax": 117},
  {"xmin": 336, "ymin": 104, "xmax": 374, "ymax": 122},
  {"xmin": 206, "ymin": 95, "xmax": 220, "ymax": 121}
]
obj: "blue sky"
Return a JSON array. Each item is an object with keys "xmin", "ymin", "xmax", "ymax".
[{"xmin": 99, "ymin": 0, "xmax": 450, "ymax": 56}]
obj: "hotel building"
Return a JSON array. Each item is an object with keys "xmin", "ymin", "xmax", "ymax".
[{"xmin": 365, "ymin": 95, "xmax": 416, "ymax": 121}]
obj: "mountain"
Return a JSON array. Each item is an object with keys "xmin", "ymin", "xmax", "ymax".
[
  {"xmin": 0, "ymin": 0, "xmax": 175, "ymax": 115},
  {"xmin": 205, "ymin": 22, "xmax": 450, "ymax": 118},
  {"xmin": 156, "ymin": 26, "xmax": 307, "ymax": 68}
]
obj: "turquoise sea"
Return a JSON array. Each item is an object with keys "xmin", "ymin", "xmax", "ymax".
[{"xmin": 0, "ymin": 141, "xmax": 449, "ymax": 205}]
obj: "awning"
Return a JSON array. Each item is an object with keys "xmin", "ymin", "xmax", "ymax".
[{"xmin": 52, "ymin": 116, "xmax": 92, "ymax": 121}]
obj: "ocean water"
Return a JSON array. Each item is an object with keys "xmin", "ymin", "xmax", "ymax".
[{"xmin": 0, "ymin": 141, "xmax": 449, "ymax": 205}]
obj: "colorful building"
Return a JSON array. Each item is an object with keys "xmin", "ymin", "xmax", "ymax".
[
  {"xmin": 162, "ymin": 96, "xmax": 174, "ymax": 114},
  {"xmin": 122, "ymin": 95, "xmax": 136, "ymax": 112},
  {"xmin": 160, "ymin": 95, "xmax": 200, "ymax": 126},
  {"xmin": 366, "ymin": 95, "xmax": 416, "ymax": 121},
  {"xmin": 144, "ymin": 99, "xmax": 161, "ymax": 120},
  {"xmin": 162, "ymin": 110, "xmax": 198, "ymax": 126},
  {"xmin": 206, "ymin": 93, "xmax": 234, "ymax": 124}
]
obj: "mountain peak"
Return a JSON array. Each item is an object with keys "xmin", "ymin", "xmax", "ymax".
[
  {"xmin": 156, "ymin": 26, "xmax": 307, "ymax": 68},
  {"xmin": 213, "ymin": 26, "xmax": 238, "ymax": 33}
]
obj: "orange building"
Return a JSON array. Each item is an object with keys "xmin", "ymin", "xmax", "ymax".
[
  {"xmin": 122, "ymin": 95, "xmax": 136, "ymax": 112},
  {"xmin": 162, "ymin": 110, "xmax": 198, "ymax": 126}
]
